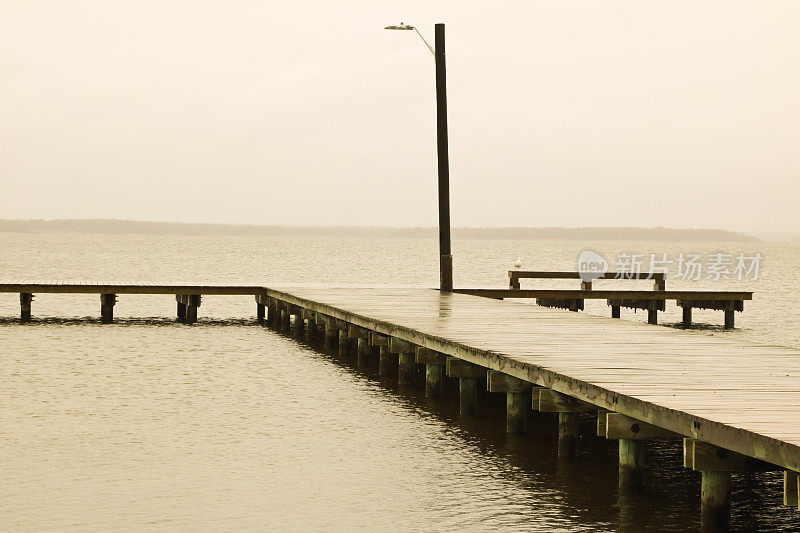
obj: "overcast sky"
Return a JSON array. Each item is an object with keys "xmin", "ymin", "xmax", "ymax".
[{"xmin": 2, "ymin": 1, "xmax": 799, "ymax": 232}]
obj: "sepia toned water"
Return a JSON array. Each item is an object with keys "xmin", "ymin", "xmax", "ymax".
[{"xmin": 1, "ymin": 232, "xmax": 799, "ymax": 531}]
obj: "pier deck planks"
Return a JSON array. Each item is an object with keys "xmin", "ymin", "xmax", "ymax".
[{"xmin": 266, "ymin": 287, "xmax": 800, "ymax": 471}]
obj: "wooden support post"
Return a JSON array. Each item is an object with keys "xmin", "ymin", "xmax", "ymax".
[
  {"xmin": 176, "ymin": 299, "xmax": 186, "ymax": 323},
  {"xmin": 398, "ymin": 352, "xmax": 416, "ymax": 385},
  {"xmin": 619, "ymin": 439, "xmax": 646, "ymax": 491},
  {"xmin": 257, "ymin": 302, "xmax": 265, "ymax": 325},
  {"xmin": 100, "ymin": 293, "xmax": 116, "ymax": 324},
  {"xmin": 348, "ymin": 324, "xmax": 371, "ymax": 366},
  {"xmin": 270, "ymin": 301, "xmax": 280, "ymax": 329},
  {"xmin": 446, "ymin": 358, "xmax": 485, "ymax": 415},
  {"xmin": 357, "ymin": 338, "xmax": 370, "ymax": 367},
  {"xmin": 378, "ymin": 346, "xmax": 397, "ymax": 377},
  {"xmin": 323, "ymin": 322, "xmax": 336, "ymax": 350},
  {"xmin": 558, "ymin": 412, "xmax": 579, "ymax": 459},
  {"xmin": 20, "ymin": 292, "xmax": 33, "ymax": 322},
  {"xmin": 724, "ymin": 309, "xmax": 735, "ymax": 329},
  {"xmin": 338, "ymin": 329, "xmax": 352, "ymax": 356},
  {"xmin": 417, "ymin": 348, "xmax": 447, "ymax": 398},
  {"xmin": 425, "ymin": 363, "xmax": 443, "ymax": 398},
  {"xmin": 611, "ymin": 305, "xmax": 620, "ymax": 319},
  {"xmin": 701, "ymin": 470, "xmax": 731, "ymax": 531},
  {"xmin": 684, "ymin": 439, "xmax": 780, "ymax": 529},
  {"xmin": 292, "ymin": 309, "xmax": 304, "ymax": 338},
  {"xmin": 487, "ymin": 371, "xmax": 531, "ymax": 433},
  {"xmin": 596, "ymin": 410, "xmax": 610, "ymax": 437},
  {"xmin": 647, "ymin": 309, "xmax": 658, "ymax": 325},
  {"xmin": 459, "ymin": 377, "xmax": 478, "ymax": 415},
  {"xmin": 280, "ymin": 305, "xmax": 290, "ymax": 332},
  {"xmin": 305, "ymin": 318, "xmax": 316, "ymax": 344},
  {"xmin": 784, "ymin": 470, "xmax": 799, "ymax": 506},
  {"xmin": 683, "ymin": 306, "xmax": 692, "ymax": 328},
  {"xmin": 535, "ymin": 388, "xmax": 593, "ymax": 457},
  {"xmin": 389, "ymin": 337, "xmax": 416, "ymax": 385},
  {"xmin": 506, "ymin": 391, "xmax": 527, "ymax": 433},
  {"xmin": 185, "ymin": 294, "xmax": 201, "ymax": 324}
]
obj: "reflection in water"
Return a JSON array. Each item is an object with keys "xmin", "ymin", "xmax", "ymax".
[{"xmin": 310, "ymin": 330, "xmax": 797, "ymax": 532}]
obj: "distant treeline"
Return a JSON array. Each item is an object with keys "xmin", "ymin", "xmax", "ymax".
[{"xmin": 0, "ymin": 219, "xmax": 759, "ymax": 242}]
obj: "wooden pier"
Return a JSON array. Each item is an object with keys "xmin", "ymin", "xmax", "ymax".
[
  {"xmin": 2, "ymin": 281, "xmax": 796, "ymax": 529},
  {"xmin": 503, "ymin": 270, "xmax": 751, "ymax": 328}
]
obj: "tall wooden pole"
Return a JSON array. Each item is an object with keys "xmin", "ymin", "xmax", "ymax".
[{"xmin": 435, "ymin": 23, "xmax": 453, "ymax": 292}]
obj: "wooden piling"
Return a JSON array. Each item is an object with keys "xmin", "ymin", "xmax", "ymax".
[
  {"xmin": 305, "ymin": 316, "xmax": 316, "ymax": 344},
  {"xmin": 619, "ymin": 439, "xmax": 646, "ymax": 491},
  {"xmin": 459, "ymin": 377, "xmax": 478, "ymax": 415},
  {"xmin": 338, "ymin": 329, "xmax": 350, "ymax": 357},
  {"xmin": 324, "ymin": 323, "xmax": 337, "ymax": 351},
  {"xmin": 389, "ymin": 337, "xmax": 416, "ymax": 386},
  {"xmin": 701, "ymin": 470, "xmax": 731, "ymax": 530},
  {"xmin": 647, "ymin": 309, "xmax": 658, "ymax": 325},
  {"xmin": 357, "ymin": 338, "xmax": 370, "ymax": 367},
  {"xmin": 176, "ymin": 300, "xmax": 186, "ymax": 323},
  {"xmin": 185, "ymin": 294, "xmax": 201, "ymax": 324},
  {"xmin": 257, "ymin": 302, "xmax": 265, "ymax": 325},
  {"xmin": 416, "ymin": 348, "xmax": 446, "ymax": 398},
  {"xmin": 724, "ymin": 310, "xmax": 735, "ymax": 329},
  {"xmin": 425, "ymin": 363, "xmax": 443, "ymax": 398},
  {"xmin": 487, "ymin": 371, "xmax": 531, "ymax": 433},
  {"xmin": 20, "ymin": 292, "xmax": 33, "ymax": 322},
  {"xmin": 280, "ymin": 306, "xmax": 290, "ymax": 332},
  {"xmin": 100, "ymin": 293, "xmax": 116, "ymax": 324},
  {"xmin": 446, "ymin": 358, "xmax": 485, "ymax": 415},
  {"xmin": 506, "ymin": 392, "xmax": 526, "ymax": 433},
  {"xmin": 683, "ymin": 307, "xmax": 692, "ymax": 328},
  {"xmin": 270, "ymin": 300, "xmax": 280, "ymax": 329},
  {"xmin": 292, "ymin": 309, "xmax": 304, "ymax": 338},
  {"xmin": 398, "ymin": 353, "xmax": 415, "ymax": 385},
  {"xmin": 784, "ymin": 470, "xmax": 798, "ymax": 506},
  {"xmin": 558, "ymin": 412, "xmax": 579, "ymax": 459},
  {"xmin": 611, "ymin": 305, "xmax": 620, "ymax": 319},
  {"xmin": 378, "ymin": 346, "xmax": 397, "ymax": 377}
]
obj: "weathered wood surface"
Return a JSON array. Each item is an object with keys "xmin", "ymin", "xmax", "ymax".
[
  {"xmin": 0, "ymin": 282, "xmax": 265, "ymax": 295},
  {"xmin": 509, "ymin": 270, "xmax": 666, "ymax": 279},
  {"xmin": 264, "ymin": 287, "xmax": 800, "ymax": 471},
  {"xmin": 455, "ymin": 288, "xmax": 752, "ymax": 301}
]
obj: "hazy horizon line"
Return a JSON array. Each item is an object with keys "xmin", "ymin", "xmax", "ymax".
[{"xmin": 0, "ymin": 218, "xmax": 771, "ymax": 242}]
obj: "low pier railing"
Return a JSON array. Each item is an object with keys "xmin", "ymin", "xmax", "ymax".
[{"xmin": 502, "ymin": 270, "xmax": 749, "ymax": 328}]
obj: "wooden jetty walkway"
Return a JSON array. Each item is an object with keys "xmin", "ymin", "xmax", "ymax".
[{"xmin": 1, "ymin": 281, "xmax": 795, "ymax": 529}]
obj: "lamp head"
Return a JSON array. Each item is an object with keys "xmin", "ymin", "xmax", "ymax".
[{"xmin": 384, "ymin": 23, "xmax": 415, "ymax": 30}]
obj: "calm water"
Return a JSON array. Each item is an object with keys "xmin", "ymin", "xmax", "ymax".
[{"xmin": 2, "ymin": 232, "xmax": 799, "ymax": 531}]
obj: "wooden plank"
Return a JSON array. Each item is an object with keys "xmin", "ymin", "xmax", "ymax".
[
  {"xmin": 605, "ymin": 412, "xmax": 683, "ymax": 440},
  {"xmin": 687, "ymin": 440, "xmax": 782, "ymax": 472},
  {"xmin": 415, "ymin": 347, "xmax": 447, "ymax": 365},
  {"xmin": 509, "ymin": 271, "xmax": 666, "ymax": 282},
  {"xmin": 487, "ymin": 370, "xmax": 531, "ymax": 393},
  {"xmin": 537, "ymin": 388, "xmax": 595, "ymax": 413},
  {"xmin": 454, "ymin": 288, "xmax": 752, "ymax": 300},
  {"xmin": 446, "ymin": 357, "xmax": 486, "ymax": 378}
]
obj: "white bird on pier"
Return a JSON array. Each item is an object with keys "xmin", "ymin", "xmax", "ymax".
[{"xmin": 514, "ymin": 257, "xmax": 523, "ymax": 269}]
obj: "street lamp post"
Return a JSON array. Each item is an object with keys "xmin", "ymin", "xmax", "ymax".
[{"xmin": 385, "ymin": 22, "xmax": 453, "ymax": 292}]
